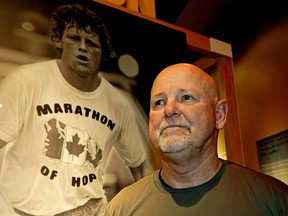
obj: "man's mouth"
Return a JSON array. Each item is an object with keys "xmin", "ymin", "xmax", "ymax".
[
  {"xmin": 77, "ymin": 55, "xmax": 88, "ymax": 62},
  {"xmin": 160, "ymin": 124, "xmax": 190, "ymax": 135},
  {"xmin": 161, "ymin": 125, "xmax": 181, "ymax": 133}
]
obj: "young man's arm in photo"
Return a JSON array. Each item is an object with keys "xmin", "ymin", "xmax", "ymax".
[
  {"xmin": 129, "ymin": 161, "xmax": 151, "ymax": 182},
  {"xmin": 0, "ymin": 139, "xmax": 19, "ymax": 216}
]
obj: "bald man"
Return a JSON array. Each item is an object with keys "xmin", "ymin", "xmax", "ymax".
[{"xmin": 106, "ymin": 63, "xmax": 288, "ymax": 216}]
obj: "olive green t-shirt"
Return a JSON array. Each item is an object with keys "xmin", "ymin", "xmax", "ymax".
[{"xmin": 106, "ymin": 160, "xmax": 288, "ymax": 216}]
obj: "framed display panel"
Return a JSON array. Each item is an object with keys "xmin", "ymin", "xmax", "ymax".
[
  {"xmin": 0, "ymin": 0, "xmax": 243, "ymax": 166},
  {"xmin": 91, "ymin": 0, "xmax": 243, "ymax": 165},
  {"xmin": 256, "ymin": 129, "xmax": 288, "ymax": 184}
]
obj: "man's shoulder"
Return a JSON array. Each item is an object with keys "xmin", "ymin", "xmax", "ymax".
[
  {"xmin": 99, "ymin": 77, "xmax": 139, "ymax": 109},
  {"xmin": 107, "ymin": 171, "xmax": 156, "ymax": 213},
  {"xmin": 3, "ymin": 60, "xmax": 56, "ymax": 84},
  {"xmin": 116, "ymin": 172, "xmax": 155, "ymax": 197},
  {"xmin": 12, "ymin": 60, "xmax": 56, "ymax": 75},
  {"xmin": 224, "ymin": 160, "xmax": 288, "ymax": 191}
]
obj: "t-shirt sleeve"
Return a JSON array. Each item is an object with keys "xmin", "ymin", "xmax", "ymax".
[
  {"xmin": 0, "ymin": 71, "xmax": 25, "ymax": 142},
  {"xmin": 113, "ymin": 94, "xmax": 148, "ymax": 168}
]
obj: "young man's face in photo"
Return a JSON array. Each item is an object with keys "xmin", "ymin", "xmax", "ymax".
[{"xmin": 57, "ymin": 26, "xmax": 102, "ymax": 76}]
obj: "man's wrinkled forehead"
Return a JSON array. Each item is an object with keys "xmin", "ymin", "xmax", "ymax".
[
  {"xmin": 66, "ymin": 24, "xmax": 95, "ymax": 34},
  {"xmin": 152, "ymin": 67, "xmax": 202, "ymax": 87},
  {"xmin": 151, "ymin": 64, "xmax": 217, "ymax": 98}
]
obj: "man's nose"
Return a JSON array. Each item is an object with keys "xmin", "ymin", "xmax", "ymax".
[
  {"xmin": 164, "ymin": 101, "xmax": 180, "ymax": 118},
  {"xmin": 79, "ymin": 39, "xmax": 87, "ymax": 52}
]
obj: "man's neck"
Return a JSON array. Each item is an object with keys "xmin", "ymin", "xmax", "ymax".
[
  {"xmin": 160, "ymin": 155, "xmax": 222, "ymax": 188},
  {"xmin": 57, "ymin": 60, "xmax": 101, "ymax": 92}
]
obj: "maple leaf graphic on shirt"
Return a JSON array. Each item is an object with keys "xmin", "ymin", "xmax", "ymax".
[
  {"xmin": 44, "ymin": 118, "xmax": 65, "ymax": 159},
  {"xmin": 66, "ymin": 133, "xmax": 85, "ymax": 157},
  {"xmin": 43, "ymin": 118, "xmax": 102, "ymax": 169}
]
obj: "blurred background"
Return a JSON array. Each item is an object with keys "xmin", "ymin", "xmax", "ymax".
[{"xmin": 0, "ymin": 0, "xmax": 287, "ymax": 196}]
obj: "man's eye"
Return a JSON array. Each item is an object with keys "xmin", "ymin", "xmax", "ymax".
[
  {"xmin": 89, "ymin": 41, "xmax": 100, "ymax": 48},
  {"xmin": 181, "ymin": 95, "xmax": 195, "ymax": 102},
  {"xmin": 68, "ymin": 35, "xmax": 77, "ymax": 39},
  {"xmin": 153, "ymin": 99, "xmax": 165, "ymax": 108},
  {"xmin": 67, "ymin": 35, "xmax": 80, "ymax": 41},
  {"xmin": 183, "ymin": 95, "xmax": 192, "ymax": 100}
]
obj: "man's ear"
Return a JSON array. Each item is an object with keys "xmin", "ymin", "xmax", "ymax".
[
  {"xmin": 55, "ymin": 41, "xmax": 63, "ymax": 50},
  {"xmin": 215, "ymin": 99, "xmax": 228, "ymax": 130}
]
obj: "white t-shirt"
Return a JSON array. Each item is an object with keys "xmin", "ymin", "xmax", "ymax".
[{"xmin": 0, "ymin": 60, "xmax": 146, "ymax": 215}]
